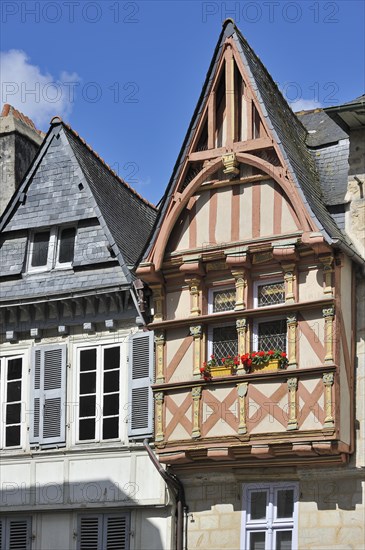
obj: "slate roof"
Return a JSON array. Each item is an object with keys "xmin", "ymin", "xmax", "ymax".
[
  {"xmin": 143, "ymin": 20, "xmax": 358, "ymax": 261},
  {"xmin": 296, "ymin": 109, "xmax": 348, "ymax": 148},
  {"xmin": 62, "ymin": 123, "xmax": 157, "ymax": 268}
]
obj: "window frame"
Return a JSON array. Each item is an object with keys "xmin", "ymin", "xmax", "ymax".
[
  {"xmin": 241, "ymin": 482, "xmax": 299, "ymax": 550},
  {"xmin": 75, "ymin": 343, "xmax": 123, "ymax": 444},
  {"xmin": 27, "ymin": 226, "xmax": 76, "ymax": 273},
  {"xmin": 252, "ymin": 315, "xmax": 288, "ymax": 353},
  {"xmin": 253, "ymin": 278, "xmax": 285, "ymax": 309},
  {"xmin": 208, "ymin": 285, "xmax": 236, "ymax": 314},
  {"xmin": 207, "ymin": 322, "xmax": 238, "ymax": 361},
  {"xmin": 0, "ymin": 355, "xmax": 25, "ymax": 450}
]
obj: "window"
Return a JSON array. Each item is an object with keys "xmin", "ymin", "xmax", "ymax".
[
  {"xmin": 0, "ymin": 356, "xmax": 24, "ymax": 449},
  {"xmin": 208, "ymin": 324, "xmax": 238, "ymax": 361},
  {"xmin": 28, "ymin": 226, "xmax": 76, "ymax": 272},
  {"xmin": 30, "ymin": 344, "xmax": 67, "ymax": 446},
  {"xmin": 76, "ymin": 333, "xmax": 154, "ymax": 443},
  {"xmin": 209, "ymin": 287, "xmax": 236, "ymax": 313},
  {"xmin": 255, "ymin": 280, "xmax": 285, "ymax": 308},
  {"xmin": 78, "ymin": 513, "xmax": 130, "ymax": 550},
  {"xmin": 253, "ymin": 319, "xmax": 287, "ymax": 352},
  {"xmin": 0, "ymin": 517, "xmax": 32, "ymax": 550},
  {"xmin": 77, "ymin": 345, "xmax": 122, "ymax": 442},
  {"xmin": 242, "ymin": 483, "xmax": 298, "ymax": 550}
]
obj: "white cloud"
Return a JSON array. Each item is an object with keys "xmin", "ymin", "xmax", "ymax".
[
  {"xmin": 290, "ymin": 98, "xmax": 322, "ymax": 113},
  {"xmin": 0, "ymin": 50, "xmax": 80, "ymax": 129}
]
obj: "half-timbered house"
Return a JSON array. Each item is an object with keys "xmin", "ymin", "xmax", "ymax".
[{"xmin": 137, "ymin": 20, "xmax": 365, "ymax": 549}]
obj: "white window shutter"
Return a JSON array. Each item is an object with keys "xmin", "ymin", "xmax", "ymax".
[
  {"xmin": 104, "ymin": 514, "xmax": 130, "ymax": 550},
  {"xmin": 6, "ymin": 518, "xmax": 31, "ymax": 550},
  {"xmin": 128, "ymin": 331, "xmax": 154, "ymax": 438},
  {"xmin": 78, "ymin": 516, "xmax": 102, "ymax": 550},
  {"xmin": 30, "ymin": 344, "xmax": 66, "ymax": 445}
]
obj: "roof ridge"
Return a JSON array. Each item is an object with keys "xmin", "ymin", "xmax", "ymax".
[{"xmin": 50, "ymin": 117, "xmax": 157, "ymax": 211}]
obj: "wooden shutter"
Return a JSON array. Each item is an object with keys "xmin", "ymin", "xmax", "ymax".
[
  {"xmin": 5, "ymin": 518, "xmax": 31, "ymax": 550},
  {"xmin": 30, "ymin": 344, "xmax": 66, "ymax": 445},
  {"xmin": 104, "ymin": 514, "xmax": 129, "ymax": 550},
  {"xmin": 128, "ymin": 331, "xmax": 154, "ymax": 438},
  {"xmin": 78, "ymin": 515, "xmax": 102, "ymax": 550}
]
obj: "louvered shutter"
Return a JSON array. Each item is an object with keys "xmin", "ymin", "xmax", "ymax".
[
  {"xmin": 6, "ymin": 518, "xmax": 31, "ymax": 550},
  {"xmin": 128, "ymin": 331, "xmax": 154, "ymax": 438},
  {"xmin": 0, "ymin": 519, "xmax": 3, "ymax": 550},
  {"xmin": 30, "ymin": 344, "xmax": 66, "ymax": 445},
  {"xmin": 104, "ymin": 514, "xmax": 129, "ymax": 550},
  {"xmin": 78, "ymin": 515, "xmax": 102, "ymax": 550}
]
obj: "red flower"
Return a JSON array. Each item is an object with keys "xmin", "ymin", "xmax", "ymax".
[
  {"xmin": 247, "ymin": 359, "xmax": 252, "ymax": 367},
  {"xmin": 222, "ymin": 358, "xmax": 226, "ymax": 363},
  {"xmin": 210, "ymin": 355, "xmax": 215, "ymax": 359},
  {"xmin": 268, "ymin": 350, "xmax": 274, "ymax": 356},
  {"xmin": 258, "ymin": 351, "xmax": 265, "ymax": 357},
  {"xmin": 200, "ymin": 366, "xmax": 206, "ymax": 373},
  {"xmin": 281, "ymin": 352, "xmax": 287, "ymax": 358},
  {"xmin": 234, "ymin": 357, "xmax": 240, "ymax": 365},
  {"xmin": 241, "ymin": 354, "xmax": 249, "ymax": 362},
  {"xmin": 251, "ymin": 352, "xmax": 257, "ymax": 357}
]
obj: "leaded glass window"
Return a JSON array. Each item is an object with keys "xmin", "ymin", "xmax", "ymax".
[
  {"xmin": 212, "ymin": 325, "xmax": 238, "ymax": 359},
  {"xmin": 257, "ymin": 319, "xmax": 286, "ymax": 352},
  {"xmin": 258, "ymin": 281, "xmax": 285, "ymax": 307},
  {"xmin": 212, "ymin": 288, "xmax": 236, "ymax": 312}
]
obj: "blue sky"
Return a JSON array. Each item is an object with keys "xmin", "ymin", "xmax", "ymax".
[{"xmin": 1, "ymin": 0, "xmax": 364, "ymax": 205}]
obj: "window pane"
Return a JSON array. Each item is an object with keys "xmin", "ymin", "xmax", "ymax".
[
  {"xmin": 104, "ymin": 370, "xmax": 119, "ymax": 393},
  {"xmin": 250, "ymin": 491, "xmax": 267, "ymax": 520},
  {"xmin": 80, "ymin": 349, "xmax": 97, "ymax": 372},
  {"xmin": 249, "ymin": 531, "xmax": 265, "ymax": 550},
  {"xmin": 213, "ymin": 289, "xmax": 236, "ymax": 312},
  {"xmin": 31, "ymin": 231, "xmax": 50, "ymax": 267},
  {"xmin": 6, "ymin": 425, "xmax": 21, "ymax": 447},
  {"xmin": 7, "ymin": 380, "xmax": 21, "ymax": 402},
  {"xmin": 80, "ymin": 372, "xmax": 96, "ymax": 394},
  {"xmin": 212, "ymin": 325, "xmax": 238, "ymax": 360},
  {"xmin": 258, "ymin": 319, "xmax": 286, "ymax": 352},
  {"xmin": 103, "ymin": 417, "xmax": 119, "ymax": 439},
  {"xmin": 277, "ymin": 489, "xmax": 294, "ymax": 518},
  {"xmin": 104, "ymin": 347, "xmax": 120, "ymax": 370},
  {"xmin": 258, "ymin": 282, "xmax": 285, "ymax": 307},
  {"xmin": 79, "ymin": 418, "xmax": 95, "ymax": 440},
  {"xmin": 6, "ymin": 403, "xmax": 21, "ymax": 424},
  {"xmin": 103, "ymin": 394, "xmax": 119, "ymax": 416},
  {"xmin": 7, "ymin": 358, "xmax": 22, "ymax": 380},
  {"xmin": 58, "ymin": 227, "xmax": 76, "ymax": 263},
  {"xmin": 276, "ymin": 531, "xmax": 292, "ymax": 550},
  {"xmin": 80, "ymin": 395, "xmax": 96, "ymax": 417}
]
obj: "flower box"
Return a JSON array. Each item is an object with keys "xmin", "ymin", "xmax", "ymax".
[
  {"xmin": 251, "ymin": 358, "xmax": 280, "ymax": 373},
  {"xmin": 209, "ymin": 365, "xmax": 236, "ymax": 377}
]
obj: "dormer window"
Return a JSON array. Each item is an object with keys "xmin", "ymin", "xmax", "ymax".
[{"xmin": 28, "ymin": 227, "xmax": 76, "ymax": 272}]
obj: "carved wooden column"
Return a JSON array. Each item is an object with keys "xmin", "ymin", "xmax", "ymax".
[
  {"xmin": 287, "ymin": 377, "xmax": 298, "ymax": 430},
  {"xmin": 155, "ymin": 392, "xmax": 164, "ymax": 442},
  {"xmin": 192, "ymin": 386, "xmax": 202, "ymax": 438},
  {"xmin": 190, "ymin": 325, "xmax": 203, "ymax": 378},
  {"xmin": 232, "ymin": 270, "xmax": 247, "ymax": 310},
  {"xmin": 283, "ymin": 263, "xmax": 296, "ymax": 303},
  {"xmin": 155, "ymin": 331, "xmax": 165, "ymax": 383},
  {"xmin": 186, "ymin": 278, "xmax": 201, "ymax": 316},
  {"xmin": 150, "ymin": 284, "xmax": 164, "ymax": 322},
  {"xmin": 322, "ymin": 372, "xmax": 335, "ymax": 428},
  {"xmin": 236, "ymin": 318, "xmax": 247, "ymax": 374},
  {"xmin": 321, "ymin": 255, "xmax": 334, "ymax": 296},
  {"xmin": 323, "ymin": 306, "xmax": 335, "ymax": 363},
  {"xmin": 287, "ymin": 313, "xmax": 297, "ymax": 368},
  {"xmin": 237, "ymin": 382, "xmax": 248, "ymax": 434}
]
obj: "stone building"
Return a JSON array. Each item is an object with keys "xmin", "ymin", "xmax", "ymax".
[
  {"xmin": 0, "ymin": 104, "xmax": 44, "ymax": 216},
  {"xmin": 136, "ymin": 20, "xmax": 365, "ymax": 549},
  {"xmin": 0, "ymin": 117, "xmax": 171, "ymax": 549}
]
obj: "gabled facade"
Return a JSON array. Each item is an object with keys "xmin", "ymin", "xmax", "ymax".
[
  {"xmin": 137, "ymin": 21, "xmax": 365, "ymax": 549},
  {"xmin": 0, "ymin": 117, "xmax": 171, "ymax": 550}
]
